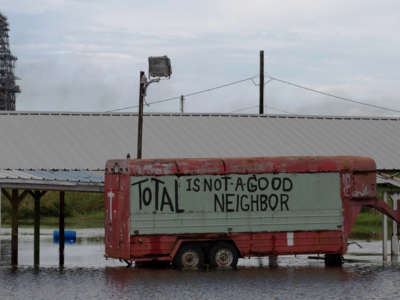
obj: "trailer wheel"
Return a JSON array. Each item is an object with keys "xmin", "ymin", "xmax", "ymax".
[
  {"xmin": 173, "ymin": 245, "xmax": 205, "ymax": 270},
  {"xmin": 209, "ymin": 242, "xmax": 239, "ymax": 269},
  {"xmin": 324, "ymin": 254, "xmax": 344, "ymax": 267}
]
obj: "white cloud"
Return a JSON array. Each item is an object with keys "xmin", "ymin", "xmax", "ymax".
[
  {"xmin": 0, "ymin": 0, "xmax": 67, "ymax": 14},
  {"xmin": 1, "ymin": 0, "xmax": 400, "ymax": 115}
]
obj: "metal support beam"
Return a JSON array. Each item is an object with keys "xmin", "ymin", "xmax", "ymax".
[
  {"xmin": 391, "ymin": 193, "xmax": 399, "ymax": 260},
  {"xmin": 0, "ymin": 188, "xmax": 2, "ymax": 234},
  {"xmin": 59, "ymin": 191, "xmax": 65, "ymax": 267},
  {"xmin": 11, "ymin": 189, "xmax": 19, "ymax": 266},
  {"xmin": 383, "ymin": 192, "xmax": 388, "ymax": 262},
  {"xmin": 34, "ymin": 194, "xmax": 40, "ymax": 267}
]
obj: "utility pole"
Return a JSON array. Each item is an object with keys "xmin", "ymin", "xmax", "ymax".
[
  {"xmin": 180, "ymin": 95, "xmax": 184, "ymax": 113},
  {"xmin": 136, "ymin": 56, "xmax": 172, "ymax": 159},
  {"xmin": 137, "ymin": 71, "xmax": 145, "ymax": 159},
  {"xmin": 259, "ymin": 50, "xmax": 264, "ymax": 115}
]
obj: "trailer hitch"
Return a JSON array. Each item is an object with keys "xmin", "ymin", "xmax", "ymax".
[
  {"xmin": 348, "ymin": 241, "xmax": 362, "ymax": 248},
  {"xmin": 361, "ymin": 198, "xmax": 400, "ymax": 224}
]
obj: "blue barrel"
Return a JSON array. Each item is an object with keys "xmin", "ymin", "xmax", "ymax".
[{"xmin": 53, "ymin": 230, "xmax": 76, "ymax": 244}]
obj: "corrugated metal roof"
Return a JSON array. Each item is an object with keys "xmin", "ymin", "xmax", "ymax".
[
  {"xmin": 0, "ymin": 169, "xmax": 104, "ymax": 192},
  {"xmin": 0, "ymin": 170, "xmax": 104, "ymax": 183},
  {"xmin": 0, "ymin": 111, "xmax": 400, "ymax": 170},
  {"xmin": 0, "ymin": 169, "xmax": 43, "ymax": 180},
  {"xmin": 377, "ymin": 174, "xmax": 400, "ymax": 188}
]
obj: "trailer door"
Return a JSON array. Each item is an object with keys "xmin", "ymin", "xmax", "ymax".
[{"xmin": 105, "ymin": 173, "xmax": 131, "ymax": 260}]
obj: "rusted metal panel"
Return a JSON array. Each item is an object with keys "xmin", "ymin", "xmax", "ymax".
[
  {"xmin": 223, "ymin": 158, "xmax": 276, "ymax": 174},
  {"xmin": 104, "ymin": 173, "xmax": 130, "ymax": 259},
  {"xmin": 127, "ymin": 159, "xmax": 179, "ymax": 176},
  {"xmin": 129, "ymin": 231, "xmax": 345, "ymax": 260},
  {"xmin": 352, "ymin": 172, "xmax": 376, "ymax": 199},
  {"xmin": 108, "ymin": 156, "xmax": 376, "ymax": 178},
  {"xmin": 176, "ymin": 158, "xmax": 225, "ymax": 175},
  {"xmin": 104, "ymin": 156, "xmax": 390, "ymax": 262},
  {"xmin": 131, "ymin": 235, "xmax": 176, "ymax": 258}
]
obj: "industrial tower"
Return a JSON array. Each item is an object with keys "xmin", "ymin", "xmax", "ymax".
[{"xmin": 0, "ymin": 12, "xmax": 19, "ymax": 110}]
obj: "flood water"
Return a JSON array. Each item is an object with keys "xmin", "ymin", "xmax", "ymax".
[{"xmin": 1, "ymin": 228, "xmax": 399, "ymax": 300}]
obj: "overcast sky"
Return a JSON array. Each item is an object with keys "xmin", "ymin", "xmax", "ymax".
[{"xmin": 1, "ymin": 0, "xmax": 400, "ymax": 116}]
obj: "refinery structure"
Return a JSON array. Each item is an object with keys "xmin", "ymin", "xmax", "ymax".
[{"xmin": 0, "ymin": 12, "xmax": 19, "ymax": 110}]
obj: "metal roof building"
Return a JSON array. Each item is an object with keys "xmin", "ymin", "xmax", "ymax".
[
  {"xmin": 0, "ymin": 111, "xmax": 399, "ymax": 170},
  {"xmin": 1, "ymin": 110, "xmax": 400, "ymax": 268}
]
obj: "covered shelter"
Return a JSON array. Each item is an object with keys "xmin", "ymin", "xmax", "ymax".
[
  {"xmin": 1, "ymin": 111, "xmax": 400, "ymax": 267},
  {"xmin": 0, "ymin": 170, "xmax": 103, "ymax": 267}
]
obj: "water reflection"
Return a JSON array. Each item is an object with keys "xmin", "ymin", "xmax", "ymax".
[
  {"xmin": 0, "ymin": 239, "xmax": 10, "ymax": 267},
  {"xmin": 1, "ymin": 232, "xmax": 400, "ymax": 299}
]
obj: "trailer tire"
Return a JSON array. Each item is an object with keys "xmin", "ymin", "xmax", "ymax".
[
  {"xmin": 324, "ymin": 254, "xmax": 343, "ymax": 267},
  {"xmin": 173, "ymin": 244, "xmax": 205, "ymax": 270},
  {"xmin": 209, "ymin": 242, "xmax": 239, "ymax": 269}
]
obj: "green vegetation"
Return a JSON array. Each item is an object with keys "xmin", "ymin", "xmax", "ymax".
[
  {"xmin": 1, "ymin": 191, "xmax": 104, "ymax": 228},
  {"xmin": 350, "ymin": 210, "xmax": 393, "ymax": 240}
]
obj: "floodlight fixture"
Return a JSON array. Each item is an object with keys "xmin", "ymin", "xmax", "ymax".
[{"xmin": 148, "ymin": 56, "xmax": 172, "ymax": 78}]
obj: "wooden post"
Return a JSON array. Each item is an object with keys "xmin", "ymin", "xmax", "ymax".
[
  {"xmin": 259, "ymin": 50, "xmax": 264, "ymax": 115},
  {"xmin": 0, "ymin": 189, "xmax": 27, "ymax": 267},
  {"xmin": 30, "ymin": 191, "xmax": 46, "ymax": 268},
  {"xmin": 137, "ymin": 71, "xmax": 145, "ymax": 159},
  {"xmin": 59, "ymin": 191, "xmax": 65, "ymax": 267},
  {"xmin": 383, "ymin": 191, "xmax": 388, "ymax": 262},
  {"xmin": 11, "ymin": 189, "xmax": 19, "ymax": 266},
  {"xmin": 34, "ymin": 194, "xmax": 40, "ymax": 267}
]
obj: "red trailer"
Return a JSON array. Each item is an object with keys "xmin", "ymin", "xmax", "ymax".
[{"xmin": 104, "ymin": 156, "xmax": 400, "ymax": 268}]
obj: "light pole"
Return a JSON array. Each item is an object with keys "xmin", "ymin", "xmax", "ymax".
[
  {"xmin": 137, "ymin": 56, "xmax": 172, "ymax": 159},
  {"xmin": 259, "ymin": 50, "xmax": 264, "ymax": 115}
]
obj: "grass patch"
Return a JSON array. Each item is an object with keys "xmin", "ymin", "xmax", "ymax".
[
  {"xmin": 1, "ymin": 190, "xmax": 104, "ymax": 228},
  {"xmin": 350, "ymin": 211, "xmax": 392, "ymax": 240}
]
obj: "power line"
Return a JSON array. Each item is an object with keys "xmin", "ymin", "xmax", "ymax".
[
  {"xmin": 106, "ymin": 94, "xmax": 180, "ymax": 112},
  {"xmin": 182, "ymin": 75, "xmax": 257, "ymax": 97},
  {"xmin": 105, "ymin": 72, "xmax": 400, "ymax": 115},
  {"xmin": 106, "ymin": 75, "xmax": 257, "ymax": 112},
  {"xmin": 269, "ymin": 76, "xmax": 400, "ymax": 114}
]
